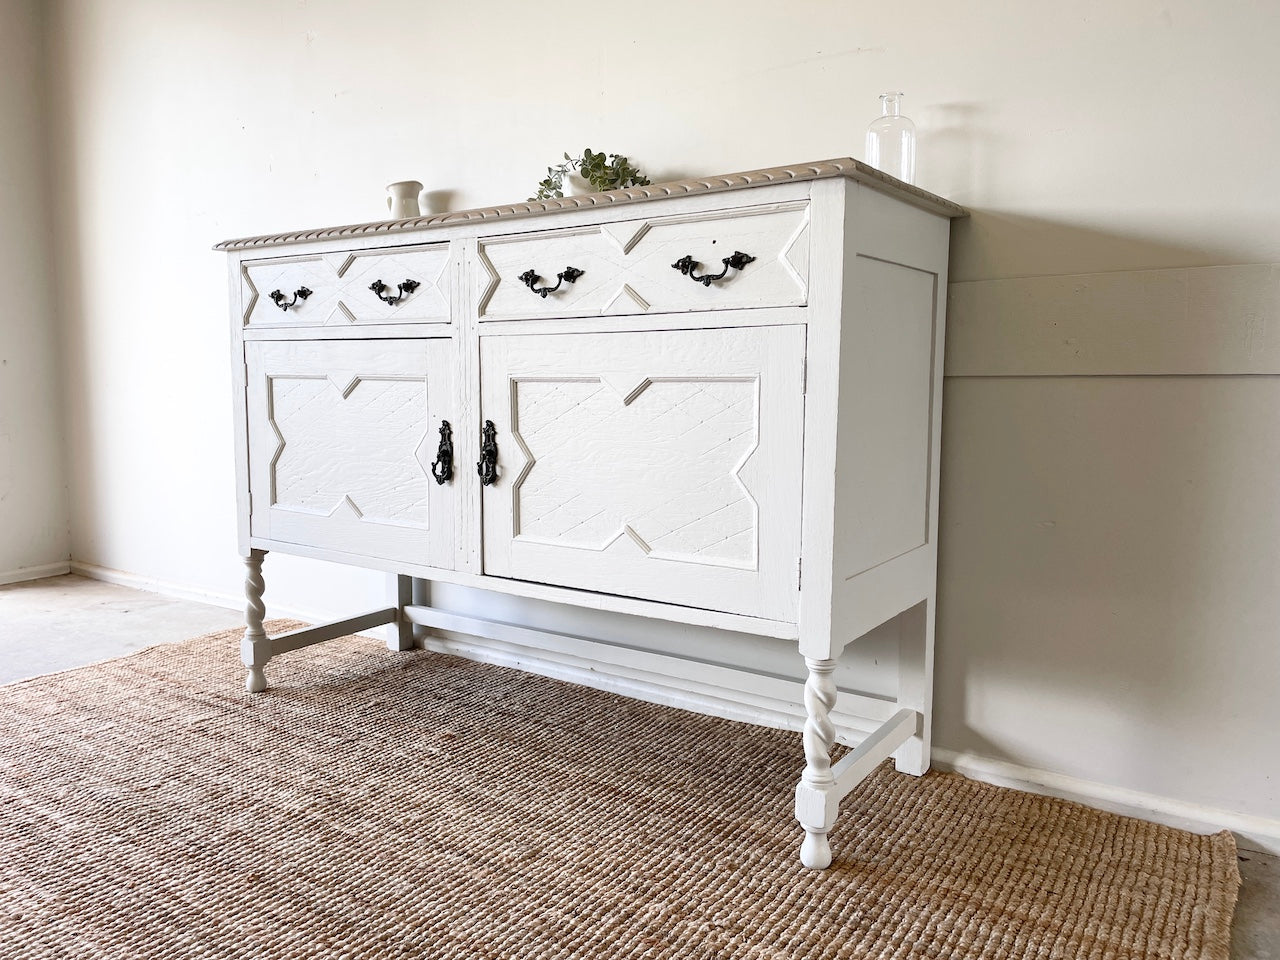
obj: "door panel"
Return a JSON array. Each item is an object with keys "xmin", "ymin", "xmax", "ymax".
[
  {"xmin": 246, "ymin": 339, "xmax": 457, "ymax": 568},
  {"xmin": 480, "ymin": 326, "xmax": 805, "ymax": 621}
]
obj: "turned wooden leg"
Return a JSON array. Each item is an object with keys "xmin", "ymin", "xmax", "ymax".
[
  {"xmin": 241, "ymin": 549, "xmax": 270, "ymax": 693},
  {"xmin": 795, "ymin": 657, "xmax": 839, "ymax": 869}
]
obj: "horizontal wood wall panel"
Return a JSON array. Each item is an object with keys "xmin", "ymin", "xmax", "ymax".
[{"xmin": 946, "ymin": 263, "xmax": 1280, "ymax": 376}]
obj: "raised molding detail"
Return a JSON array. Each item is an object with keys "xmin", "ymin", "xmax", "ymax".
[
  {"xmin": 241, "ymin": 271, "xmax": 259, "ymax": 322},
  {"xmin": 215, "ymin": 157, "xmax": 965, "ymax": 251},
  {"xmin": 780, "ymin": 219, "xmax": 812, "ymax": 297},
  {"xmin": 603, "ymin": 283, "xmax": 650, "ymax": 314},
  {"xmin": 472, "ymin": 248, "xmax": 501, "ymax": 317},
  {"xmin": 267, "ymin": 374, "xmax": 431, "ymax": 527},
  {"xmin": 600, "ymin": 220, "xmax": 650, "ymax": 256},
  {"xmin": 508, "ymin": 375, "xmax": 760, "ymax": 566}
]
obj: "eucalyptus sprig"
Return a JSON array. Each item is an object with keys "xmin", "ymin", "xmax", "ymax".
[{"xmin": 531, "ymin": 148, "xmax": 651, "ymax": 201}]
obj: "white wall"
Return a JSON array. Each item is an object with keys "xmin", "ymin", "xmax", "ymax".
[
  {"xmin": 0, "ymin": 0, "xmax": 68, "ymax": 584},
  {"xmin": 43, "ymin": 1, "xmax": 1280, "ymax": 838}
]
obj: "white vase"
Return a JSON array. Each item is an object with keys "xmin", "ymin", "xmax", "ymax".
[{"xmin": 385, "ymin": 180, "xmax": 423, "ymax": 219}]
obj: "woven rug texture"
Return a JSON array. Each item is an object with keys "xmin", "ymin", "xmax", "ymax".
[{"xmin": 0, "ymin": 623, "xmax": 1239, "ymax": 959}]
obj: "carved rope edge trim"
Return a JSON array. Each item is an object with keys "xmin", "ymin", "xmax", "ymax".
[{"xmin": 213, "ymin": 158, "xmax": 966, "ymax": 251}]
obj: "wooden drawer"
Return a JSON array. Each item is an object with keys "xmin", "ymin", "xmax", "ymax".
[
  {"xmin": 242, "ymin": 243, "xmax": 452, "ymax": 328},
  {"xmin": 475, "ymin": 201, "xmax": 810, "ymax": 321}
]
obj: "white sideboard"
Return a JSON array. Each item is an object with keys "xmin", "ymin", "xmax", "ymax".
[{"xmin": 217, "ymin": 158, "xmax": 964, "ymax": 869}]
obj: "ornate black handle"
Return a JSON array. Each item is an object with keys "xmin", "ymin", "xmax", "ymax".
[
  {"xmin": 671, "ymin": 251, "xmax": 756, "ymax": 286},
  {"xmin": 519, "ymin": 266, "xmax": 584, "ymax": 298},
  {"xmin": 430, "ymin": 420, "xmax": 453, "ymax": 485},
  {"xmin": 369, "ymin": 278, "xmax": 420, "ymax": 305},
  {"xmin": 477, "ymin": 420, "xmax": 498, "ymax": 487},
  {"xmin": 268, "ymin": 287, "xmax": 313, "ymax": 310}
]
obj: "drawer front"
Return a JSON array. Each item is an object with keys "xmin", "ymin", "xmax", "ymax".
[
  {"xmin": 243, "ymin": 243, "xmax": 452, "ymax": 328},
  {"xmin": 245, "ymin": 338, "xmax": 457, "ymax": 568},
  {"xmin": 479, "ymin": 325, "xmax": 805, "ymax": 622},
  {"xmin": 475, "ymin": 202, "xmax": 810, "ymax": 321}
]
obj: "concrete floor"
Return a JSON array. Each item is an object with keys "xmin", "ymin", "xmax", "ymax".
[
  {"xmin": 0, "ymin": 574, "xmax": 239, "ymax": 685},
  {"xmin": 1236, "ymin": 851, "xmax": 1280, "ymax": 959},
  {"xmin": 1, "ymin": 573, "xmax": 1277, "ymax": 954}
]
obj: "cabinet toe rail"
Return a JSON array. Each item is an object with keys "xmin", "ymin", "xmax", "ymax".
[{"xmin": 267, "ymin": 609, "xmax": 400, "ymax": 655}]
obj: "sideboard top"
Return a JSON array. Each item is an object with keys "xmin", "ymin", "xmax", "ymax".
[{"xmin": 214, "ymin": 157, "xmax": 966, "ymax": 252}]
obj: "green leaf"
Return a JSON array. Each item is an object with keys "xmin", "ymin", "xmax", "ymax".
[{"xmin": 532, "ymin": 147, "xmax": 648, "ymax": 202}]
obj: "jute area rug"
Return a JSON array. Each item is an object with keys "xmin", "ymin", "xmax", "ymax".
[{"xmin": 0, "ymin": 622, "xmax": 1238, "ymax": 959}]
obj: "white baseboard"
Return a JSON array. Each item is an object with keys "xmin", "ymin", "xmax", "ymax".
[
  {"xmin": 69, "ymin": 560, "xmax": 323, "ymax": 627},
  {"xmin": 933, "ymin": 748, "xmax": 1280, "ymax": 856},
  {"xmin": 0, "ymin": 560, "xmax": 72, "ymax": 587}
]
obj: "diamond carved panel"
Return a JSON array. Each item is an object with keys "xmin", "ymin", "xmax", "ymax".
[
  {"xmin": 336, "ymin": 248, "xmax": 451, "ymax": 323},
  {"xmin": 511, "ymin": 377, "xmax": 759, "ymax": 567},
  {"xmin": 269, "ymin": 375, "xmax": 430, "ymax": 528}
]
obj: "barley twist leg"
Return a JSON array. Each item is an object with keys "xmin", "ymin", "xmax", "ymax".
[
  {"xmin": 242, "ymin": 549, "xmax": 270, "ymax": 693},
  {"xmin": 798, "ymin": 657, "xmax": 838, "ymax": 868}
]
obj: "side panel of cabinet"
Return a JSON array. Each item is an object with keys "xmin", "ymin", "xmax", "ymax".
[
  {"xmin": 479, "ymin": 326, "xmax": 805, "ymax": 622},
  {"xmin": 245, "ymin": 339, "xmax": 458, "ymax": 568}
]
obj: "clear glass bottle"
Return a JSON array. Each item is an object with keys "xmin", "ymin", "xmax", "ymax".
[{"xmin": 865, "ymin": 92, "xmax": 917, "ymax": 185}]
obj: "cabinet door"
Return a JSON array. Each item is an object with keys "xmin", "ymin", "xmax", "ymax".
[
  {"xmin": 246, "ymin": 339, "xmax": 457, "ymax": 568},
  {"xmin": 480, "ymin": 326, "xmax": 805, "ymax": 622}
]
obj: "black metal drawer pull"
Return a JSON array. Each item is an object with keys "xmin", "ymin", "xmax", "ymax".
[
  {"xmin": 477, "ymin": 420, "xmax": 498, "ymax": 486},
  {"xmin": 268, "ymin": 287, "xmax": 313, "ymax": 310},
  {"xmin": 430, "ymin": 420, "xmax": 454, "ymax": 485},
  {"xmin": 671, "ymin": 251, "xmax": 756, "ymax": 286},
  {"xmin": 369, "ymin": 278, "xmax": 420, "ymax": 305},
  {"xmin": 519, "ymin": 266, "xmax": 584, "ymax": 298}
]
